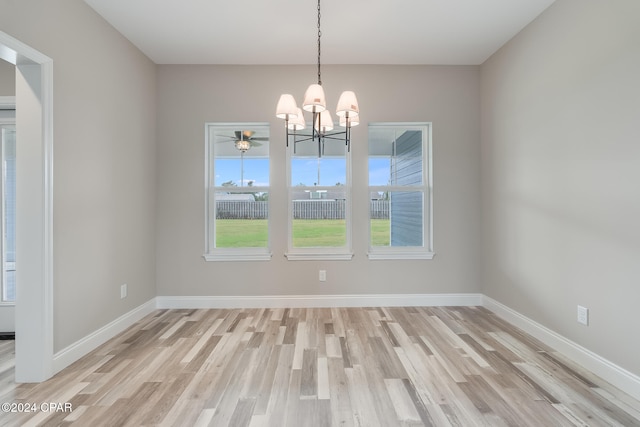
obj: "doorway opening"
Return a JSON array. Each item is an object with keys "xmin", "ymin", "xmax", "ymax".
[
  {"xmin": 0, "ymin": 31, "xmax": 54, "ymax": 383},
  {"xmin": 0, "ymin": 110, "xmax": 16, "ymax": 337}
]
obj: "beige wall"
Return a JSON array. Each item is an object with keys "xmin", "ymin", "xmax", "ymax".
[
  {"xmin": 156, "ymin": 64, "xmax": 481, "ymax": 296},
  {"xmin": 0, "ymin": 0, "xmax": 157, "ymax": 352},
  {"xmin": 480, "ymin": 0, "xmax": 640, "ymax": 376},
  {"xmin": 0, "ymin": 59, "xmax": 14, "ymax": 95}
]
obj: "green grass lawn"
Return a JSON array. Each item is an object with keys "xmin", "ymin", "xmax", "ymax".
[
  {"xmin": 216, "ymin": 219, "xmax": 268, "ymax": 248},
  {"xmin": 216, "ymin": 218, "xmax": 390, "ymax": 247},
  {"xmin": 370, "ymin": 219, "xmax": 390, "ymax": 246},
  {"xmin": 292, "ymin": 219, "xmax": 346, "ymax": 247}
]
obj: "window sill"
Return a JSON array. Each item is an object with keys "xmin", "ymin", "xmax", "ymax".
[
  {"xmin": 203, "ymin": 251, "xmax": 272, "ymax": 262},
  {"xmin": 367, "ymin": 251, "xmax": 435, "ymax": 260},
  {"xmin": 285, "ymin": 252, "xmax": 354, "ymax": 261}
]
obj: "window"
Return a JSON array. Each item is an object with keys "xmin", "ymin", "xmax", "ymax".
[
  {"xmin": 368, "ymin": 123, "xmax": 433, "ymax": 259},
  {"xmin": 286, "ymin": 135, "xmax": 352, "ymax": 260},
  {"xmin": 204, "ymin": 123, "xmax": 271, "ymax": 261},
  {"xmin": 0, "ymin": 121, "xmax": 16, "ymax": 302}
]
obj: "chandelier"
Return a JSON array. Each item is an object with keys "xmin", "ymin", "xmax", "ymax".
[{"xmin": 275, "ymin": 0, "xmax": 359, "ymax": 156}]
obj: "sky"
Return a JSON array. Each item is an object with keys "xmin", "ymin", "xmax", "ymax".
[{"xmin": 214, "ymin": 157, "xmax": 392, "ymax": 187}]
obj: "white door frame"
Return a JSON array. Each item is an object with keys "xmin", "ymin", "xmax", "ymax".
[
  {"xmin": 0, "ymin": 113, "xmax": 16, "ymax": 333},
  {"xmin": 0, "ymin": 31, "xmax": 54, "ymax": 382}
]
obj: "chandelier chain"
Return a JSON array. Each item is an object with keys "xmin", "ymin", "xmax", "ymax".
[{"xmin": 317, "ymin": 0, "xmax": 322, "ymax": 85}]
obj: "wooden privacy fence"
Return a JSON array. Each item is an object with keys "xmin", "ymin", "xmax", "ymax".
[
  {"xmin": 370, "ymin": 199, "xmax": 389, "ymax": 219},
  {"xmin": 216, "ymin": 200, "xmax": 268, "ymax": 219},
  {"xmin": 293, "ymin": 200, "xmax": 345, "ymax": 220},
  {"xmin": 216, "ymin": 200, "xmax": 390, "ymax": 220}
]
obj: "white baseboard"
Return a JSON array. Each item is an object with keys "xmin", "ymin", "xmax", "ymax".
[
  {"xmin": 155, "ymin": 293, "xmax": 484, "ymax": 309},
  {"xmin": 483, "ymin": 296, "xmax": 640, "ymax": 402},
  {"xmin": 53, "ymin": 298, "xmax": 157, "ymax": 374}
]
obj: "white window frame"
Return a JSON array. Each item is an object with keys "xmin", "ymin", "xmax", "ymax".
[
  {"xmin": 285, "ymin": 139, "xmax": 353, "ymax": 261},
  {"xmin": 203, "ymin": 122, "xmax": 272, "ymax": 261},
  {"xmin": 367, "ymin": 122, "xmax": 434, "ymax": 260}
]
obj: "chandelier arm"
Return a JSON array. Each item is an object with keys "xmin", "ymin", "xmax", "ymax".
[
  {"xmin": 290, "ymin": 133, "xmax": 346, "ymax": 143},
  {"xmin": 312, "ymin": 110, "xmax": 319, "ymax": 145},
  {"xmin": 316, "ymin": 135, "xmax": 347, "ymax": 142},
  {"xmin": 291, "ymin": 136, "xmax": 316, "ymax": 143},
  {"xmin": 285, "ymin": 118, "xmax": 289, "ymax": 147},
  {"xmin": 344, "ymin": 116, "xmax": 350, "ymax": 151}
]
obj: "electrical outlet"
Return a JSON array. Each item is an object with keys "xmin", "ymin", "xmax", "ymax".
[
  {"xmin": 319, "ymin": 270, "xmax": 327, "ymax": 282},
  {"xmin": 121, "ymin": 283, "xmax": 128, "ymax": 299},
  {"xmin": 577, "ymin": 305, "xmax": 588, "ymax": 325}
]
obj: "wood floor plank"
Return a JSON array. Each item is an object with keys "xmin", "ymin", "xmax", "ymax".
[
  {"xmin": 284, "ymin": 369, "xmax": 302, "ymax": 427},
  {"xmin": 327, "ymin": 357, "xmax": 355, "ymax": 427},
  {"xmin": 207, "ymin": 347, "xmax": 256, "ymax": 426},
  {"xmin": 159, "ymin": 397, "xmax": 207, "ymax": 427},
  {"xmin": 402, "ymin": 378, "xmax": 438, "ymax": 427},
  {"xmin": 339, "ymin": 336, "xmax": 352, "ymax": 368},
  {"xmin": 192, "ymin": 407, "xmax": 216, "ymax": 427},
  {"xmin": 361, "ymin": 351, "xmax": 404, "ymax": 427},
  {"xmin": 300, "ymin": 348, "xmax": 318, "ymax": 398},
  {"xmin": 240, "ymin": 342, "xmax": 275, "ymax": 400},
  {"xmin": 515, "ymin": 360, "xmax": 635, "ymax": 426},
  {"xmin": 344, "ymin": 364, "xmax": 382, "ymax": 427},
  {"xmin": 384, "ymin": 378, "xmax": 422, "ymax": 424},
  {"xmin": 325, "ymin": 334, "xmax": 341, "ymax": 359},
  {"xmin": 296, "ymin": 398, "xmax": 332, "ymax": 427},
  {"xmin": 136, "ymin": 372, "xmax": 195, "ymax": 425},
  {"xmin": 317, "ymin": 356, "xmax": 330, "ymax": 400},
  {"xmin": 394, "ymin": 346, "xmax": 439, "ymax": 406},
  {"xmin": 252, "ymin": 344, "xmax": 282, "ymax": 415},
  {"xmin": 330, "ymin": 307, "xmax": 347, "ymax": 338},
  {"xmin": 263, "ymin": 344, "xmax": 295, "ymax": 427},
  {"xmin": 0, "ymin": 307, "xmax": 638, "ymax": 427},
  {"xmin": 292, "ymin": 320, "xmax": 308, "ymax": 370},
  {"xmin": 343, "ymin": 327, "xmax": 367, "ymax": 368},
  {"xmin": 101, "ymin": 381, "xmax": 161, "ymax": 426},
  {"xmin": 228, "ymin": 397, "xmax": 257, "ymax": 427}
]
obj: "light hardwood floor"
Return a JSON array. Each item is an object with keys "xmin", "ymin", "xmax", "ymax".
[{"xmin": 1, "ymin": 306, "xmax": 639, "ymax": 426}]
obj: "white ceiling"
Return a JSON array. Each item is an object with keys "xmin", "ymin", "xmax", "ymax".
[{"xmin": 84, "ymin": 0, "xmax": 555, "ymax": 65}]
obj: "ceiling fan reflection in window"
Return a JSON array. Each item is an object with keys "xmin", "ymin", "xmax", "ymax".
[
  {"xmin": 218, "ymin": 130, "xmax": 269, "ymax": 153},
  {"xmin": 216, "ymin": 130, "xmax": 269, "ymax": 187}
]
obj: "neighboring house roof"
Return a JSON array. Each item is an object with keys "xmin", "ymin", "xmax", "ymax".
[
  {"xmin": 291, "ymin": 189, "xmax": 346, "ymax": 200},
  {"xmin": 216, "ymin": 193, "xmax": 255, "ymax": 201}
]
